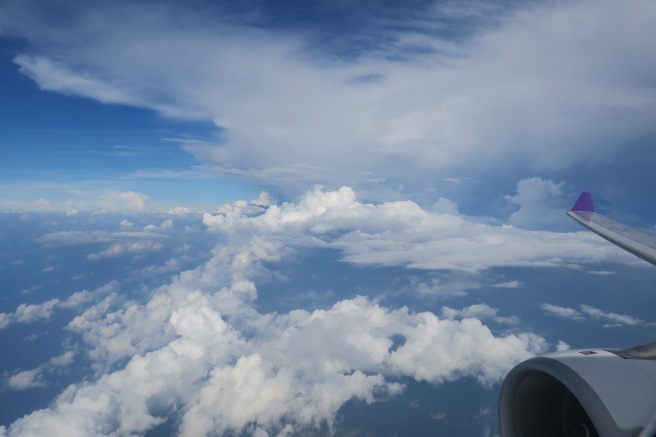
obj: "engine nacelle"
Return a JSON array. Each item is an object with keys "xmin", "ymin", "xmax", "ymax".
[{"xmin": 499, "ymin": 344, "xmax": 656, "ymax": 437}]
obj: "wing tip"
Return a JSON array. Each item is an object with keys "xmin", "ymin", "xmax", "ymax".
[{"xmin": 571, "ymin": 192, "xmax": 594, "ymax": 213}]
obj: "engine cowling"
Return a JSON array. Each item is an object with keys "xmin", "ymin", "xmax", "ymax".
[{"xmin": 498, "ymin": 344, "xmax": 656, "ymax": 437}]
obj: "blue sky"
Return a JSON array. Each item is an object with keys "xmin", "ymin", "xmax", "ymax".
[{"xmin": 1, "ymin": 0, "xmax": 656, "ymax": 435}]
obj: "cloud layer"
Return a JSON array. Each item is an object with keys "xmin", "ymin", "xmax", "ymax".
[
  {"xmin": 2, "ymin": 186, "xmax": 646, "ymax": 435},
  {"xmin": 2, "ymin": 0, "xmax": 656, "ymax": 200},
  {"xmin": 0, "ymin": 187, "xmax": 569, "ymax": 436}
]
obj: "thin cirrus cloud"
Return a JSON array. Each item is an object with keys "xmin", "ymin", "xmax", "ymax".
[{"xmin": 2, "ymin": 0, "xmax": 656, "ymax": 199}]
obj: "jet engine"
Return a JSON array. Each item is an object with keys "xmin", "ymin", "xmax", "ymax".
[{"xmin": 498, "ymin": 343, "xmax": 656, "ymax": 437}]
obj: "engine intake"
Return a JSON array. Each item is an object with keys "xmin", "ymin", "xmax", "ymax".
[{"xmin": 499, "ymin": 346, "xmax": 656, "ymax": 437}]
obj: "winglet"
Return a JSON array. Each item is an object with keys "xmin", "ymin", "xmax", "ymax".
[{"xmin": 571, "ymin": 192, "xmax": 594, "ymax": 213}]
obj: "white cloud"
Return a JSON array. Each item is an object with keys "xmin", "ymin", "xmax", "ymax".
[
  {"xmin": 120, "ymin": 219, "xmax": 134, "ymax": 227},
  {"xmin": 48, "ymin": 351, "xmax": 76, "ymax": 367},
  {"xmin": 542, "ymin": 303, "xmax": 643, "ymax": 327},
  {"xmin": 505, "ymin": 178, "xmax": 568, "ymax": 230},
  {"xmin": 0, "ymin": 198, "xmax": 58, "ymax": 213},
  {"xmin": 441, "ymin": 304, "xmax": 519, "ymax": 326},
  {"xmin": 5, "ymin": 351, "xmax": 76, "ymax": 391},
  {"xmin": 0, "ymin": 282, "xmax": 119, "ymax": 330},
  {"xmin": 144, "ymin": 219, "xmax": 173, "ymax": 231},
  {"xmin": 1, "ymin": 187, "xmax": 159, "ymax": 214},
  {"xmin": 491, "ymin": 280, "xmax": 522, "ymax": 289},
  {"xmin": 60, "ymin": 281, "xmax": 119, "ymax": 309},
  {"xmin": 2, "ymin": 1, "xmax": 656, "ymax": 197},
  {"xmin": 37, "ymin": 228, "xmax": 169, "ymax": 261},
  {"xmin": 541, "ymin": 303, "xmax": 584, "ymax": 322},
  {"xmin": 7, "ymin": 369, "xmax": 46, "ymax": 390},
  {"xmin": 556, "ymin": 341, "xmax": 570, "ymax": 351},
  {"xmin": 118, "ymin": 191, "xmax": 148, "ymax": 210},
  {"xmin": 431, "ymin": 197, "xmax": 460, "ymax": 215},
  {"xmin": 9, "ymin": 290, "xmax": 543, "ymax": 435},
  {"xmin": 3, "ymin": 187, "xmax": 554, "ymax": 436},
  {"xmin": 87, "ymin": 241, "xmax": 164, "ymax": 260},
  {"xmin": 168, "ymin": 206, "xmax": 191, "ymax": 215},
  {"xmin": 580, "ymin": 305, "xmax": 642, "ymax": 327},
  {"xmin": 14, "ymin": 299, "xmax": 60, "ymax": 324},
  {"xmin": 204, "ymin": 186, "xmax": 637, "ymax": 271},
  {"xmin": 0, "ymin": 313, "xmax": 11, "ymax": 329},
  {"xmin": 76, "ymin": 191, "xmax": 148, "ymax": 212},
  {"xmin": 37, "ymin": 230, "xmax": 168, "ymax": 246}
]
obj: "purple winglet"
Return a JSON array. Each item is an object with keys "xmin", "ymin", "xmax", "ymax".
[{"xmin": 571, "ymin": 192, "xmax": 594, "ymax": 213}]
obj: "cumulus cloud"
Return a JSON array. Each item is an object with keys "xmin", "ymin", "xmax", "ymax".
[
  {"xmin": 59, "ymin": 281, "xmax": 119, "ymax": 309},
  {"xmin": 441, "ymin": 304, "xmax": 519, "ymax": 326},
  {"xmin": 13, "ymin": 299, "xmax": 60, "ymax": 324},
  {"xmin": 8, "ymin": 290, "xmax": 534, "ymax": 434},
  {"xmin": 144, "ymin": 219, "xmax": 173, "ymax": 231},
  {"xmin": 215, "ymin": 192, "xmax": 277, "ymax": 217},
  {"xmin": 5, "ymin": 351, "xmax": 77, "ymax": 391},
  {"xmin": 3, "ymin": 187, "xmax": 554, "ymax": 436},
  {"xmin": 7, "ymin": 369, "xmax": 46, "ymax": 390},
  {"xmin": 204, "ymin": 186, "xmax": 637, "ymax": 271},
  {"xmin": 0, "ymin": 282, "xmax": 118, "ymax": 330},
  {"xmin": 505, "ymin": 178, "xmax": 569, "ymax": 230}
]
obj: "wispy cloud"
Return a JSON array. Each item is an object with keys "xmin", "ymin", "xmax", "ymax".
[
  {"xmin": 541, "ymin": 303, "xmax": 585, "ymax": 322},
  {"xmin": 37, "ymin": 229, "xmax": 170, "ymax": 261},
  {"xmin": 580, "ymin": 304, "xmax": 642, "ymax": 327},
  {"xmin": 2, "ymin": 0, "xmax": 655, "ymax": 200},
  {"xmin": 491, "ymin": 280, "xmax": 522, "ymax": 289},
  {"xmin": 542, "ymin": 303, "xmax": 642, "ymax": 327}
]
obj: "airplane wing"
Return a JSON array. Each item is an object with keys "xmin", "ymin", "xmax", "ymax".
[
  {"xmin": 499, "ymin": 193, "xmax": 656, "ymax": 437},
  {"xmin": 567, "ymin": 192, "xmax": 656, "ymax": 267}
]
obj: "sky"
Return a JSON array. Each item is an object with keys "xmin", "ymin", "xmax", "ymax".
[{"xmin": 1, "ymin": 0, "xmax": 656, "ymax": 435}]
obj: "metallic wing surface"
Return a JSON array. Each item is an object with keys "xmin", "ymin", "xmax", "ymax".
[
  {"xmin": 567, "ymin": 192, "xmax": 656, "ymax": 267},
  {"xmin": 499, "ymin": 193, "xmax": 656, "ymax": 437}
]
